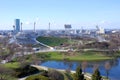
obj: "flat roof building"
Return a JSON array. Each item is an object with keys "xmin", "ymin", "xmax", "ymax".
[{"xmin": 64, "ymin": 24, "xmax": 72, "ymax": 30}]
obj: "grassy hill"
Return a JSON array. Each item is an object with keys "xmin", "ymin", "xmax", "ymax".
[{"xmin": 36, "ymin": 36, "xmax": 68, "ymax": 47}]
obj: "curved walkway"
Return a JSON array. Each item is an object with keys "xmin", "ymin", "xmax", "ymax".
[
  {"xmin": 18, "ymin": 77, "xmax": 27, "ymax": 80},
  {"xmin": 31, "ymin": 65, "xmax": 91, "ymax": 79},
  {"xmin": 19, "ymin": 65, "xmax": 107, "ymax": 80},
  {"xmin": 35, "ymin": 39, "xmax": 54, "ymax": 50}
]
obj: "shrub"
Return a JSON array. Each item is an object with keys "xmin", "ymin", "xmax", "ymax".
[
  {"xmin": 25, "ymin": 75, "xmax": 50, "ymax": 80},
  {"xmin": 65, "ymin": 68, "xmax": 71, "ymax": 73},
  {"xmin": 92, "ymin": 68, "xmax": 101, "ymax": 80},
  {"xmin": 40, "ymin": 70, "xmax": 49, "ymax": 77},
  {"xmin": 74, "ymin": 66, "xmax": 84, "ymax": 80},
  {"xmin": 13, "ymin": 65, "xmax": 39, "ymax": 78},
  {"xmin": 0, "ymin": 65, "xmax": 17, "ymax": 80},
  {"xmin": 36, "ymin": 36, "xmax": 68, "ymax": 46},
  {"xmin": 48, "ymin": 69, "xmax": 64, "ymax": 80}
]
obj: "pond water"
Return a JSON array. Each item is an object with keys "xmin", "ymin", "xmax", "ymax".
[{"xmin": 40, "ymin": 58, "xmax": 120, "ymax": 80}]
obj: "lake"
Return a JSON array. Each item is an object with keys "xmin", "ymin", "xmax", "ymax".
[{"xmin": 40, "ymin": 58, "xmax": 120, "ymax": 80}]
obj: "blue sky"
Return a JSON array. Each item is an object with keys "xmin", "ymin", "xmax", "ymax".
[{"xmin": 0, "ymin": 0, "xmax": 120, "ymax": 30}]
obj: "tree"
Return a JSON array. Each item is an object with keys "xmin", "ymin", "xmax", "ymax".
[
  {"xmin": 25, "ymin": 75, "xmax": 50, "ymax": 80},
  {"xmin": 48, "ymin": 69, "xmax": 64, "ymax": 80},
  {"xmin": 31, "ymin": 53, "xmax": 41, "ymax": 65},
  {"xmin": 65, "ymin": 67, "xmax": 71, "ymax": 74},
  {"xmin": 0, "ymin": 65, "xmax": 16, "ymax": 80},
  {"xmin": 14, "ymin": 64, "xmax": 39, "ymax": 78},
  {"xmin": 0, "ymin": 37, "xmax": 19, "ymax": 63},
  {"xmin": 82, "ymin": 61, "xmax": 88, "ymax": 73},
  {"xmin": 15, "ymin": 46, "xmax": 26, "ymax": 64},
  {"xmin": 93, "ymin": 64, "xmax": 99, "ymax": 71},
  {"xmin": 92, "ymin": 68, "xmax": 101, "ymax": 80},
  {"xmin": 74, "ymin": 66, "xmax": 84, "ymax": 80},
  {"xmin": 0, "ymin": 46, "xmax": 9, "ymax": 60},
  {"xmin": 7, "ymin": 43, "xmax": 19, "ymax": 61},
  {"xmin": 105, "ymin": 61, "xmax": 111, "ymax": 79}
]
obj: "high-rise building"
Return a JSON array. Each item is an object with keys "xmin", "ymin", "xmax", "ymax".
[
  {"xmin": 96, "ymin": 25, "xmax": 105, "ymax": 34},
  {"xmin": 64, "ymin": 24, "xmax": 72, "ymax": 30},
  {"xmin": 15, "ymin": 19, "xmax": 20, "ymax": 33},
  {"xmin": 64, "ymin": 24, "xmax": 72, "ymax": 34},
  {"xmin": 34, "ymin": 22, "xmax": 36, "ymax": 32}
]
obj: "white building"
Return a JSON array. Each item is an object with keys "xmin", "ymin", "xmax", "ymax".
[{"xmin": 96, "ymin": 26, "xmax": 105, "ymax": 34}]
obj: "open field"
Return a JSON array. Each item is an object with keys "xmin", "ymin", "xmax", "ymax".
[
  {"xmin": 36, "ymin": 36, "xmax": 69, "ymax": 46},
  {"xmin": 3, "ymin": 62, "xmax": 20, "ymax": 69},
  {"xmin": 31, "ymin": 65, "xmax": 109, "ymax": 80},
  {"xmin": 36, "ymin": 51, "xmax": 112, "ymax": 61}
]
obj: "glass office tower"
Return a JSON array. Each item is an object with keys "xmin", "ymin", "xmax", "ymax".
[{"xmin": 15, "ymin": 19, "xmax": 20, "ymax": 33}]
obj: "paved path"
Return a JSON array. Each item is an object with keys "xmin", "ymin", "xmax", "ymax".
[
  {"xmin": 19, "ymin": 65, "xmax": 107, "ymax": 80},
  {"xmin": 18, "ymin": 77, "xmax": 27, "ymax": 80},
  {"xmin": 35, "ymin": 38, "xmax": 54, "ymax": 49},
  {"xmin": 35, "ymin": 49, "xmax": 68, "ymax": 53},
  {"xmin": 31, "ymin": 65, "xmax": 91, "ymax": 79}
]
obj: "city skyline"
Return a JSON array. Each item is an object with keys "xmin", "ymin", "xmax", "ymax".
[{"xmin": 0, "ymin": 0, "xmax": 120, "ymax": 30}]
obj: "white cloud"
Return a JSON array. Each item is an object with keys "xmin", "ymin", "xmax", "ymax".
[
  {"xmin": 25, "ymin": 21, "xmax": 31, "ymax": 25},
  {"xmin": 100, "ymin": 20, "xmax": 110, "ymax": 25},
  {"xmin": 36, "ymin": 17, "xmax": 39, "ymax": 21}
]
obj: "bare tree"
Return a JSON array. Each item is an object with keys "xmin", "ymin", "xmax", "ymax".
[
  {"xmin": 0, "ymin": 65, "xmax": 15, "ymax": 80},
  {"xmin": 82, "ymin": 61, "xmax": 88, "ymax": 73},
  {"xmin": 31, "ymin": 54, "xmax": 41, "ymax": 65},
  {"xmin": 48, "ymin": 69, "xmax": 64, "ymax": 80},
  {"xmin": 105, "ymin": 61, "xmax": 111, "ymax": 79},
  {"xmin": 65, "ymin": 67, "xmax": 71, "ymax": 74},
  {"xmin": 15, "ymin": 46, "xmax": 26, "ymax": 64},
  {"xmin": 7, "ymin": 43, "xmax": 19, "ymax": 61},
  {"xmin": 93, "ymin": 64, "xmax": 99, "ymax": 72}
]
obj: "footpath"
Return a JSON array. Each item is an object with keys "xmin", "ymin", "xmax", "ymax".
[
  {"xmin": 31, "ymin": 65, "xmax": 91, "ymax": 79},
  {"xmin": 19, "ymin": 65, "xmax": 108, "ymax": 80}
]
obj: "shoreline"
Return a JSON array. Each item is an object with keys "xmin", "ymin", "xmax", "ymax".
[
  {"xmin": 31, "ymin": 65, "xmax": 108, "ymax": 80},
  {"xmin": 45, "ymin": 57, "xmax": 113, "ymax": 61},
  {"xmin": 31, "ymin": 65, "xmax": 91, "ymax": 79},
  {"xmin": 37, "ymin": 51, "xmax": 113, "ymax": 61}
]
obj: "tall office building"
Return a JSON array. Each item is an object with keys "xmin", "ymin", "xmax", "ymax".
[
  {"xmin": 64, "ymin": 24, "xmax": 72, "ymax": 34},
  {"xmin": 15, "ymin": 19, "xmax": 20, "ymax": 33},
  {"xmin": 64, "ymin": 24, "xmax": 72, "ymax": 30},
  {"xmin": 96, "ymin": 25, "xmax": 105, "ymax": 34}
]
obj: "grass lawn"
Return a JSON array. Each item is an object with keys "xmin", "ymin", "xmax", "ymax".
[
  {"xmin": 3, "ymin": 62, "xmax": 20, "ymax": 69},
  {"xmin": 36, "ymin": 36, "xmax": 69, "ymax": 47},
  {"xmin": 36, "ymin": 51, "xmax": 112, "ymax": 61}
]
